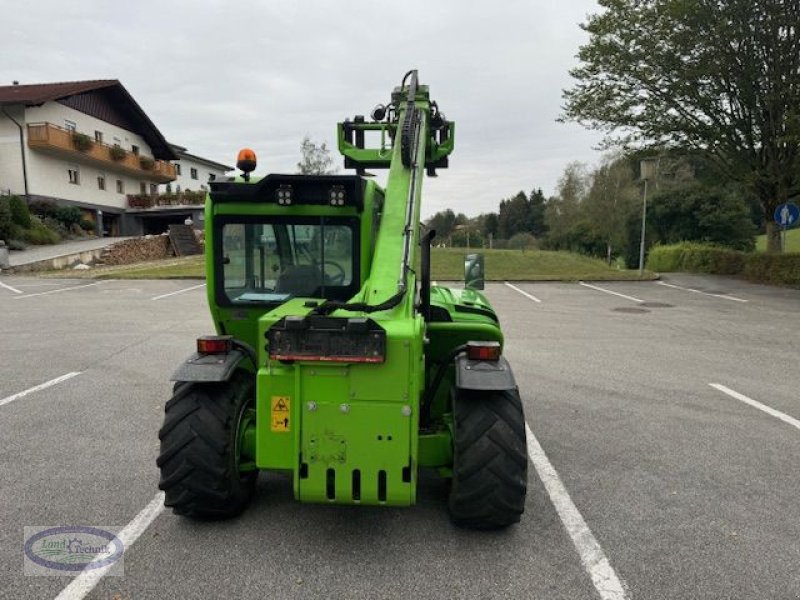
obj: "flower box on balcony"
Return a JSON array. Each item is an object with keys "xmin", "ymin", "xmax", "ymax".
[
  {"xmin": 110, "ymin": 146, "xmax": 127, "ymax": 161},
  {"xmin": 139, "ymin": 156, "xmax": 155, "ymax": 170},
  {"xmin": 71, "ymin": 132, "xmax": 93, "ymax": 152}
]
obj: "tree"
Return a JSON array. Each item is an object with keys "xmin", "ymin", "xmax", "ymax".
[
  {"xmin": 497, "ymin": 191, "xmax": 531, "ymax": 239},
  {"xmin": 297, "ymin": 136, "xmax": 337, "ymax": 175},
  {"xmin": 543, "ymin": 162, "xmax": 589, "ymax": 248},
  {"xmin": 562, "ymin": 0, "xmax": 800, "ymax": 252},
  {"xmin": 648, "ymin": 184, "xmax": 756, "ymax": 251},
  {"xmin": 482, "ymin": 213, "xmax": 499, "ymax": 239},
  {"xmin": 528, "ymin": 188, "xmax": 547, "ymax": 238},
  {"xmin": 427, "ymin": 209, "xmax": 457, "ymax": 243},
  {"xmin": 584, "ymin": 155, "xmax": 638, "ymax": 264}
]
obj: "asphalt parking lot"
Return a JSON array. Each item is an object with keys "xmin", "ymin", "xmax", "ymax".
[{"xmin": 1, "ymin": 274, "xmax": 798, "ymax": 600}]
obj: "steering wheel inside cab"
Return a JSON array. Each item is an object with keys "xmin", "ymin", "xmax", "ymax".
[{"xmin": 275, "ymin": 262, "xmax": 346, "ymax": 295}]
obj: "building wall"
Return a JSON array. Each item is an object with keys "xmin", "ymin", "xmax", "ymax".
[
  {"xmin": 163, "ymin": 155, "xmax": 229, "ymax": 193},
  {"xmin": 19, "ymin": 102, "xmax": 165, "ymax": 210},
  {"xmin": 0, "ymin": 105, "xmax": 26, "ymax": 194}
]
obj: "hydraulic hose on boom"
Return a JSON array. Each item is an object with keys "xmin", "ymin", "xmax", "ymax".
[{"xmin": 315, "ymin": 70, "xmax": 451, "ymax": 316}]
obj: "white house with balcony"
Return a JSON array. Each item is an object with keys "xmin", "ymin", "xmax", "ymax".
[
  {"xmin": 164, "ymin": 143, "xmax": 232, "ymax": 194},
  {"xmin": 0, "ymin": 79, "xmax": 178, "ymax": 236}
]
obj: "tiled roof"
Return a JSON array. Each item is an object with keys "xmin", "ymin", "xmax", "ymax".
[{"xmin": 0, "ymin": 80, "xmax": 118, "ymax": 105}]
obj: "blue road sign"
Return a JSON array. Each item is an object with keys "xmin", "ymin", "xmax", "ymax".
[{"xmin": 774, "ymin": 202, "xmax": 799, "ymax": 228}]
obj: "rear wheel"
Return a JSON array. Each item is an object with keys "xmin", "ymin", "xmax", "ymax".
[
  {"xmin": 448, "ymin": 387, "xmax": 528, "ymax": 529},
  {"xmin": 157, "ymin": 371, "xmax": 256, "ymax": 519}
]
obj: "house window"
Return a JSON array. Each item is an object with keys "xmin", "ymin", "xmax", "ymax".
[
  {"xmin": 175, "ymin": 163, "xmax": 182, "ymax": 176},
  {"xmin": 166, "ymin": 183, "xmax": 172, "ymax": 193},
  {"xmin": 208, "ymin": 173, "xmax": 216, "ymax": 181},
  {"xmin": 176, "ymin": 185, "xmax": 181, "ymax": 193},
  {"xmin": 113, "ymin": 137, "xmax": 121, "ymax": 147},
  {"xmin": 95, "ymin": 131, "xmax": 103, "ymax": 143},
  {"xmin": 65, "ymin": 120, "xmax": 77, "ymax": 132},
  {"xmin": 140, "ymin": 182, "xmax": 147, "ymax": 195},
  {"xmin": 190, "ymin": 168, "xmax": 198, "ymax": 180},
  {"xmin": 97, "ymin": 175, "xmax": 106, "ymax": 191},
  {"xmin": 150, "ymin": 184, "xmax": 158, "ymax": 196},
  {"xmin": 132, "ymin": 145, "xmax": 140, "ymax": 156},
  {"xmin": 116, "ymin": 179, "xmax": 124, "ymax": 194},
  {"xmin": 68, "ymin": 167, "xmax": 80, "ymax": 185}
]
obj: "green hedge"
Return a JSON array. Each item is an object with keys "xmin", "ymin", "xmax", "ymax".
[
  {"xmin": 743, "ymin": 254, "xmax": 800, "ymax": 287},
  {"xmin": 647, "ymin": 242, "xmax": 745, "ymax": 275},
  {"xmin": 647, "ymin": 242, "xmax": 800, "ymax": 287}
]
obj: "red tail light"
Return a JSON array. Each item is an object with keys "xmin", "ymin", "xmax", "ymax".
[
  {"xmin": 466, "ymin": 341, "xmax": 501, "ymax": 361},
  {"xmin": 197, "ymin": 335, "xmax": 233, "ymax": 354}
]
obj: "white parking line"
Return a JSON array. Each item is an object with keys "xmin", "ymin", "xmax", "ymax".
[
  {"xmin": 151, "ymin": 283, "xmax": 206, "ymax": 301},
  {"xmin": 526, "ymin": 423, "xmax": 628, "ymax": 599},
  {"xmin": 0, "ymin": 279, "xmax": 23, "ymax": 294},
  {"xmin": 578, "ymin": 282, "xmax": 643, "ymax": 304},
  {"xmin": 710, "ymin": 383, "xmax": 800, "ymax": 431},
  {"xmin": 504, "ymin": 281, "xmax": 542, "ymax": 303},
  {"xmin": 14, "ymin": 280, "xmax": 111, "ymax": 299},
  {"xmin": 55, "ymin": 492, "xmax": 165, "ymax": 600},
  {"xmin": 657, "ymin": 281, "xmax": 747, "ymax": 303},
  {"xmin": 0, "ymin": 372, "xmax": 81, "ymax": 408}
]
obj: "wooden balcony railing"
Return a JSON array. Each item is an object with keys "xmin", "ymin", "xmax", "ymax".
[{"xmin": 27, "ymin": 122, "xmax": 177, "ymax": 183}]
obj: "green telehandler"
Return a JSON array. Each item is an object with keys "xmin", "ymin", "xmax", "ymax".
[{"xmin": 157, "ymin": 71, "xmax": 528, "ymax": 529}]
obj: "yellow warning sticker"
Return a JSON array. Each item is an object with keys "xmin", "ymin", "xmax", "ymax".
[{"xmin": 271, "ymin": 396, "xmax": 290, "ymax": 432}]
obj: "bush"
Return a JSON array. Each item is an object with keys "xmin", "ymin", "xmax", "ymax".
[
  {"xmin": 79, "ymin": 218, "xmax": 95, "ymax": 232},
  {"xmin": 8, "ymin": 195, "xmax": 32, "ymax": 228},
  {"xmin": 0, "ymin": 196, "xmax": 12, "ymax": 241},
  {"xmin": 109, "ymin": 146, "xmax": 127, "ymax": 161},
  {"xmin": 743, "ymin": 253, "xmax": 800, "ymax": 287},
  {"xmin": 28, "ymin": 200, "xmax": 59, "ymax": 219},
  {"xmin": 71, "ymin": 132, "xmax": 93, "ymax": 152},
  {"xmin": 54, "ymin": 205, "xmax": 83, "ymax": 228},
  {"xmin": 42, "ymin": 216, "xmax": 68, "ymax": 237},
  {"xmin": 647, "ymin": 242, "xmax": 745, "ymax": 275},
  {"xmin": 20, "ymin": 216, "xmax": 61, "ymax": 245},
  {"xmin": 508, "ymin": 232, "xmax": 537, "ymax": 251}
]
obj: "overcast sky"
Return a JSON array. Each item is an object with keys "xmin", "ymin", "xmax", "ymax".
[{"xmin": 0, "ymin": 0, "xmax": 605, "ymax": 218}]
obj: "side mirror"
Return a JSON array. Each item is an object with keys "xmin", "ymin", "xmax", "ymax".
[{"xmin": 464, "ymin": 253, "xmax": 485, "ymax": 290}]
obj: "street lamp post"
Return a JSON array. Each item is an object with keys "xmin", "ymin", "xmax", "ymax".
[{"xmin": 638, "ymin": 159, "xmax": 657, "ymax": 275}]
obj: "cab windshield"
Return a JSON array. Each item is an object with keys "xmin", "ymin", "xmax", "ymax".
[{"xmin": 218, "ymin": 217, "xmax": 358, "ymax": 305}]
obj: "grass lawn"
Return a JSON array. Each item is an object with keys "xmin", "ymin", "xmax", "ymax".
[
  {"xmin": 755, "ymin": 227, "xmax": 800, "ymax": 252},
  {"xmin": 51, "ymin": 248, "xmax": 654, "ymax": 281},
  {"xmin": 429, "ymin": 248, "xmax": 654, "ymax": 281}
]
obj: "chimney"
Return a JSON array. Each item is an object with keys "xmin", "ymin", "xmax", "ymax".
[{"xmin": 12, "ymin": 81, "xmax": 19, "ymax": 86}]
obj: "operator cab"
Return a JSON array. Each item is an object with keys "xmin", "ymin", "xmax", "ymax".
[
  {"xmin": 217, "ymin": 217, "xmax": 359, "ymax": 305},
  {"xmin": 209, "ymin": 173, "xmax": 366, "ymax": 308}
]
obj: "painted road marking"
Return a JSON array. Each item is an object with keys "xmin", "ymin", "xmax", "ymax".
[
  {"xmin": 710, "ymin": 383, "xmax": 800, "ymax": 431},
  {"xmin": 504, "ymin": 281, "xmax": 542, "ymax": 303},
  {"xmin": 526, "ymin": 423, "xmax": 628, "ymax": 599},
  {"xmin": 54, "ymin": 492, "xmax": 165, "ymax": 600},
  {"xmin": 0, "ymin": 372, "xmax": 81, "ymax": 408},
  {"xmin": 151, "ymin": 283, "xmax": 206, "ymax": 301},
  {"xmin": 578, "ymin": 282, "xmax": 643, "ymax": 304},
  {"xmin": 14, "ymin": 280, "xmax": 111, "ymax": 299},
  {"xmin": 657, "ymin": 281, "xmax": 747, "ymax": 303},
  {"xmin": 0, "ymin": 279, "xmax": 23, "ymax": 294}
]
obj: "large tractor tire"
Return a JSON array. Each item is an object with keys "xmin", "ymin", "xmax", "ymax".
[
  {"xmin": 448, "ymin": 387, "xmax": 528, "ymax": 529},
  {"xmin": 157, "ymin": 371, "xmax": 256, "ymax": 519}
]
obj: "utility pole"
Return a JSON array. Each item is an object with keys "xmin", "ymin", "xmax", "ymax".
[{"xmin": 638, "ymin": 159, "xmax": 657, "ymax": 276}]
